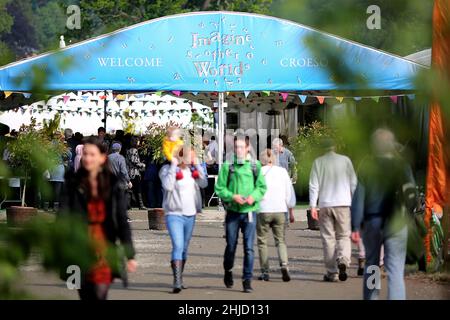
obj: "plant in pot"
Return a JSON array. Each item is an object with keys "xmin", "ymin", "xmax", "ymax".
[{"xmin": 5, "ymin": 118, "xmax": 67, "ymax": 226}]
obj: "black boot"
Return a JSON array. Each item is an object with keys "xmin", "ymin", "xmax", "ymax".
[
  {"xmin": 357, "ymin": 258, "xmax": 365, "ymax": 276},
  {"xmin": 224, "ymin": 270, "xmax": 234, "ymax": 288},
  {"xmin": 181, "ymin": 260, "xmax": 188, "ymax": 289},
  {"xmin": 138, "ymin": 193, "xmax": 147, "ymax": 210},
  {"xmin": 243, "ymin": 279, "xmax": 253, "ymax": 293},
  {"xmin": 171, "ymin": 260, "xmax": 183, "ymax": 293}
]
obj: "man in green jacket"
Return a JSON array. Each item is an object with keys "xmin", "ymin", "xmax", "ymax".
[{"xmin": 215, "ymin": 136, "xmax": 267, "ymax": 293}]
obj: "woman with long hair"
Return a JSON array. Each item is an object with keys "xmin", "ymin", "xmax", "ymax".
[
  {"xmin": 159, "ymin": 146, "xmax": 207, "ymax": 293},
  {"xmin": 60, "ymin": 136, "xmax": 137, "ymax": 300}
]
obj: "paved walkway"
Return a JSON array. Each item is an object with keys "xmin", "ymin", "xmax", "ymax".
[{"xmin": 2, "ymin": 209, "xmax": 449, "ymax": 300}]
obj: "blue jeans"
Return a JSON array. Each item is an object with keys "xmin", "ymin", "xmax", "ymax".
[
  {"xmin": 362, "ymin": 216, "xmax": 407, "ymax": 300},
  {"xmin": 165, "ymin": 214, "xmax": 196, "ymax": 261},
  {"xmin": 223, "ymin": 211, "xmax": 257, "ymax": 280}
]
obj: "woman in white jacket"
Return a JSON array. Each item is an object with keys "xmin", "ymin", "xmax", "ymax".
[{"xmin": 257, "ymin": 149, "xmax": 296, "ymax": 282}]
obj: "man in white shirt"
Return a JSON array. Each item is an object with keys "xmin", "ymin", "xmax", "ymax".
[{"xmin": 309, "ymin": 138, "xmax": 357, "ymax": 282}]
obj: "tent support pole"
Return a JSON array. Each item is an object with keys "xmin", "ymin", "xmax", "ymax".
[
  {"xmin": 217, "ymin": 92, "xmax": 225, "ymax": 168},
  {"xmin": 103, "ymin": 99, "xmax": 108, "ymax": 129}
]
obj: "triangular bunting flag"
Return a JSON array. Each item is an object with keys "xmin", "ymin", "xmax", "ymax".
[
  {"xmin": 244, "ymin": 91, "xmax": 250, "ymax": 98},
  {"xmin": 280, "ymin": 92, "xmax": 289, "ymax": 102},
  {"xmin": 354, "ymin": 97, "xmax": 362, "ymax": 101},
  {"xmin": 63, "ymin": 95, "xmax": 70, "ymax": 104},
  {"xmin": 172, "ymin": 90, "xmax": 181, "ymax": 96},
  {"xmin": 155, "ymin": 91, "xmax": 163, "ymax": 97},
  {"xmin": 4, "ymin": 91, "xmax": 12, "ymax": 98},
  {"xmin": 407, "ymin": 94, "xmax": 416, "ymax": 100},
  {"xmin": 262, "ymin": 91, "xmax": 270, "ymax": 96},
  {"xmin": 192, "ymin": 92, "xmax": 198, "ymax": 96},
  {"xmin": 116, "ymin": 94, "xmax": 126, "ymax": 100},
  {"xmin": 371, "ymin": 96, "xmax": 380, "ymax": 103},
  {"xmin": 390, "ymin": 96, "xmax": 398, "ymax": 104},
  {"xmin": 298, "ymin": 95, "xmax": 307, "ymax": 103},
  {"xmin": 317, "ymin": 96, "xmax": 325, "ymax": 104},
  {"xmin": 22, "ymin": 93, "xmax": 31, "ymax": 99},
  {"xmin": 336, "ymin": 97, "xmax": 344, "ymax": 103},
  {"xmin": 81, "ymin": 95, "xmax": 89, "ymax": 102}
]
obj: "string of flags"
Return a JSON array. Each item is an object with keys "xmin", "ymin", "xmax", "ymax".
[{"xmin": 1, "ymin": 90, "xmax": 416, "ymax": 106}]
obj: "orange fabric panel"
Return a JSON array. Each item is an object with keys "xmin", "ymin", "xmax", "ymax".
[{"xmin": 425, "ymin": 0, "xmax": 450, "ymax": 263}]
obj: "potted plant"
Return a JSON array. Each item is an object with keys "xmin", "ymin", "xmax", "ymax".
[
  {"xmin": 5, "ymin": 118, "xmax": 67, "ymax": 226},
  {"xmin": 140, "ymin": 122, "xmax": 179, "ymax": 230}
]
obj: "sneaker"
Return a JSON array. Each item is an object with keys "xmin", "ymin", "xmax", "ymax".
[
  {"xmin": 224, "ymin": 270, "xmax": 234, "ymax": 288},
  {"xmin": 338, "ymin": 263, "xmax": 348, "ymax": 281},
  {"xmin": 281, "ymin": 267, "xmax": 291, "ymax": 282},
  {"xmin": 258, "ymin": 273, "xmax": 269, "ymax": 281},
  {"xmin": 242, "ymin": 279, "xmax": 253, "ymax": 293},
  {"xmin": 323, "ymin": 273, "xmax": 339, "ymax": 282}
]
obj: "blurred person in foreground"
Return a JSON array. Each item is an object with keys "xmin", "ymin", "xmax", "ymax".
[
  {"xmin": 351, "ymin": 128, "xmax": 417, "ymax": 300},
  {"xmin": 59, "ymin": 137, "xmax": 136, "ymax": 300},
  {"xmin": 257, "ymin": 149, "xmax": 296, "ymax": 282},
  {"xmin": 309, "ymin": 138, "xmax": 357, "ymax": 282}
]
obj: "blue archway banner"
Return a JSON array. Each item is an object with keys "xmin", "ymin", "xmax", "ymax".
[{"xmin": 0, "ymin": 12, "xmax": 426, "ymax": 92}]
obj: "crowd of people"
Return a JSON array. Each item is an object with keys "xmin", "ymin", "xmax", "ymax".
[{"xmin": 1, "ymin": 123, "xmax": 417, "ymax": 300}]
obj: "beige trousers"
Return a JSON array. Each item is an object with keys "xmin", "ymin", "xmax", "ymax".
[{"xmin": 319, "ymin": 206, "xmax": 351, "ymax": 274}]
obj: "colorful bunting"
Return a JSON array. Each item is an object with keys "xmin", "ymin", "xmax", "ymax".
[
  {"xmin": 371, "ymin": 96, "xmax": 380, "ymax": 103},
  {"xmin": 407, "ymin": 94, "xmax": 416, "ymax": 100},
  {"xmin": 280, "ymin": 92, "xmax": 289, "ymax": 102},
  {"xmin": 390, "ymin": 96, "xmax": 398, "ymax": 104},
  {"xmin": 298, "ymin": 95, "xmax": 307, "ymax": 103},
  {"xmin": 155, "ymin": 91, "xmax": 163, "ymax": 97},
  {"xmin": 4, "ymin": 91, "xmax": 12, "ymax": 98},
  {"xmin": 317, "ymin": 96, "xmax": 325, "ymax": 104},
  {"xmin": 22, "ymin": 93, "xmax": 31, "ymax": 99},
  {"xmin": 244, "ymin": 91, "xmax": 251, "ymax": 98},
  {"xmin": 336, "ymin": 97, "xmax": 344, "ymax": 103},
  {"xmin": 354, "ymin": 97, "xmax": 362, "ymax": 101},
  {"xmin": 172, "ymin": 90, "xmax": 181, "ymax": 96},
  {"xmin": 262, "ymin": 91, "xmax": 271, "ymax": 96},
  {"xmin": 63, "ymin": 95, "xmax": 70, "ymax": 104}
]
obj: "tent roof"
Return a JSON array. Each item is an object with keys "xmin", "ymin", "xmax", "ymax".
[
  {"xmin": 0, "ymin": 11, "xmax": 426, "ymax": 95},
  {"xmin": 404, "ymin": 49, "xmax": 431, "ymax": 67}
]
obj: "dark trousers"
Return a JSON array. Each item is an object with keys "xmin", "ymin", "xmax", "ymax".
[
  {"xmin": 144, "ymin": 179, "xmax": 162, "ymax": 208},
  {"xmin": 78, "ymin": 282, "xmax": 110, "ymax": 300},
  {"xmin": 223, "ymin": 211, "xmax": 257, "ymax": 280},
  {"xmin": 44, "ymin": 181, "xmax": 63, "ymax": 210},
  {"xmin": 129, "ymin": 176, "xmax": 143, "ymax": 208}
]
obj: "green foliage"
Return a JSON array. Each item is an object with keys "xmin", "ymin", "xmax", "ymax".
[
  {"xmin": 0, "ymin": 215, "xmax": 97, "ymax": 299},
  {"xmin": 34, "ymin": 1, "xmax": 67, "ymax": 51},
  {"xmin": 140, "ymin": 122, "xmax": 178, "ymax": 164},
  {"xmin": 289, "ymin": 121, "xmax": 342, "ymax": 197},
  {"xmin": 6, "ymin": 117, "xmax": 67, "ymax": 206},
  {"xmin": 271, "ymin": 0, "xmax": 432, "ymax": 56}
]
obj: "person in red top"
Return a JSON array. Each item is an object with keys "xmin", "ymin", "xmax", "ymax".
[{"xmin": 60, "ymin": 137, "xmax": 137, "ymax": 300}]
